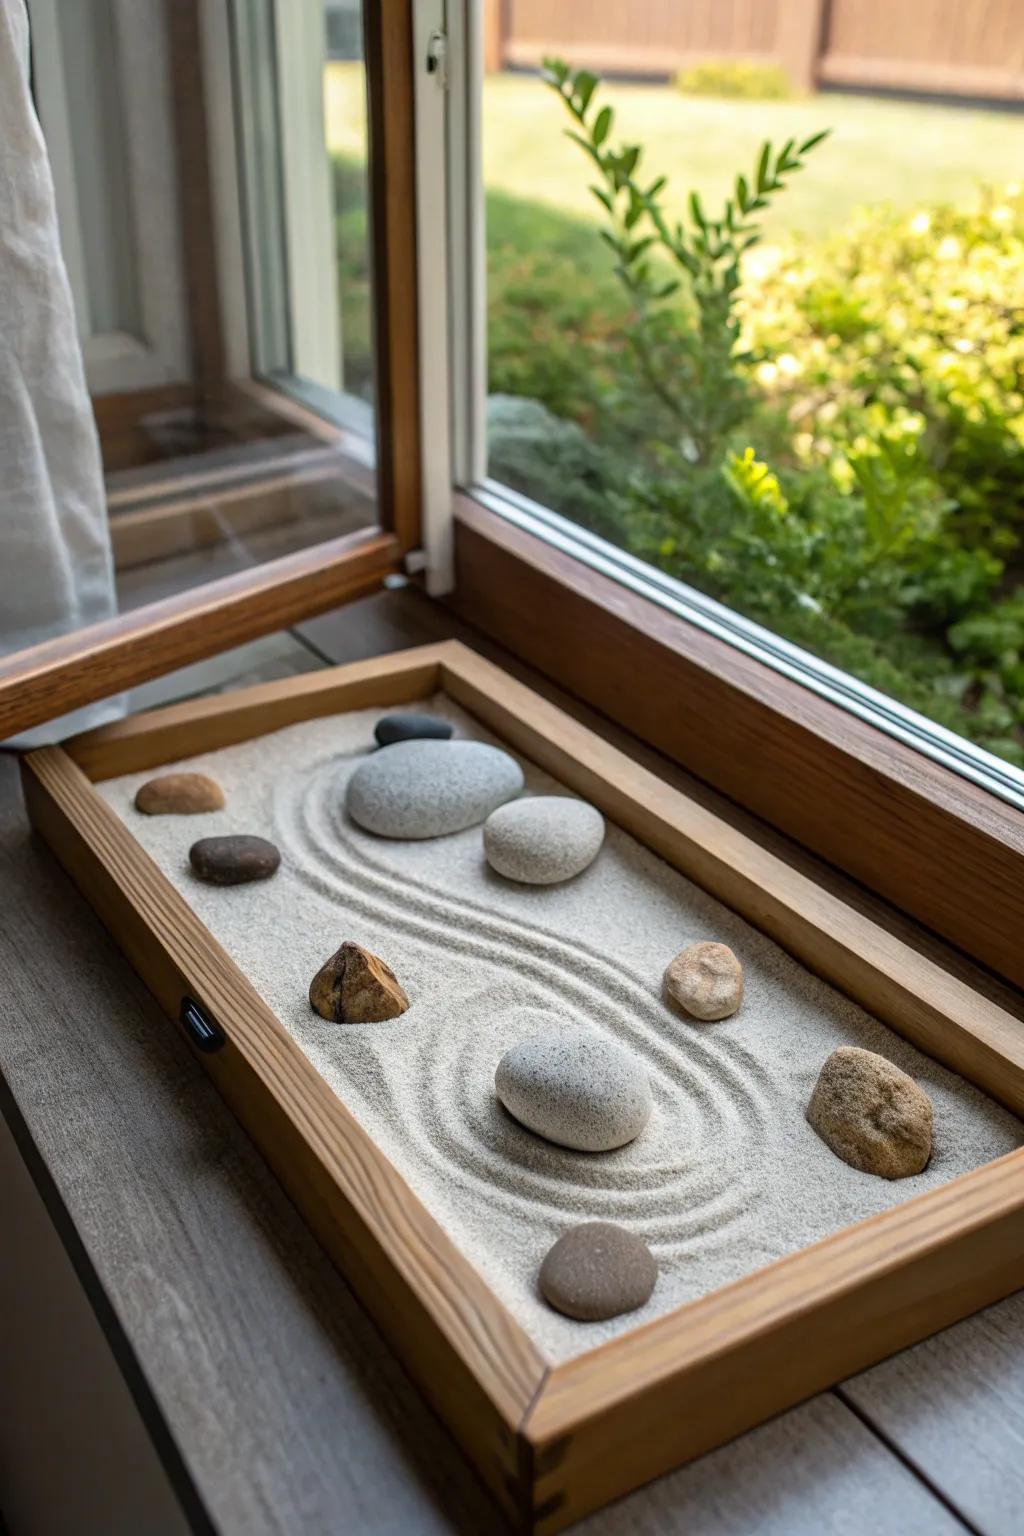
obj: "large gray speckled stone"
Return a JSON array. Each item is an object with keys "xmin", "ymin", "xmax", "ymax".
[
  {"xmin": 483, "ymin": 797, "xmax": 605, "ymax": 885},
  {"xmin": 495, "ymin": 1025, "xmax": 652, "ymax": 1152},
  {"xmin": 346, "ymin": 739, "xmax": 524, "ymax": 839},
  {"xmin": 539, "ymin": 1222, "xmax": 657, "ymax": 1320}
]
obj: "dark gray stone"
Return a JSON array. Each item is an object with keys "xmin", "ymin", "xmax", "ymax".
[
  {"xmin": 539, "ymin": 1222, "xmax": 657, "ymax": 1321},
  {"xmin": 374, "ymin": 713, "xmax": 453, "ymax": 747},
  {"xmin": 189, "ymin": 835, "xmax": 281, "ymax": 885}
]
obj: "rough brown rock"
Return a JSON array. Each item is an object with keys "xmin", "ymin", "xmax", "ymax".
[
  {"xmin": 309, "ymin": 941, "xmax": 410, "ymax": 1023},
  {"xmin": 664, "ymin": 941, "xmax": 743, "ymax": 1021},
  {"xmin": 135, "ymin": 772, "xmax": 225, "ymax": 815},
  {"xmin": 189, "ymin": 835, "xmax": 280, "ymax": 885},
  {"xmin": 539, "ymin": 1222, "xmax": 657, "ymax": 1321},
  {"xmin": 806, "ymin": 1045, "xmax": 933, "ymax": 1179}
]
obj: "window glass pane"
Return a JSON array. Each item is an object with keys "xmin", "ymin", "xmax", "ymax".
[
  {"xmin": 21, "ymin": 0, "xmax": 376, "ymax": 623},
  {"xmin": 235, "ymin": 0, "xmax": 374, "ymax": 431},
  {"xmin": 483, "ymin": 5, "xmax": 1024, "ymax": 773}
]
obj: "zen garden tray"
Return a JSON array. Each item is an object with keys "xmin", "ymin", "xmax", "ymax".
[{"xmin": 20, "ymin": 640, "xmax": 1024, "ymax": 1532}]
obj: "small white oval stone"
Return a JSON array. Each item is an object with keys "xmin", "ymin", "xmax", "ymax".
[
  {"xmin": 346, "ymin": 739, "xmax": 524, "ymax": 839},
  {"xmin": 484, "ymin": 797, "xmax": 605, "ymax": 885},
  {"xmin": 495, "ymin": 1025, "xmax": 652, "ymax": 1152}
]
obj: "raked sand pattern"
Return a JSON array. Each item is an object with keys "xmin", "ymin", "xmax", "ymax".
[{"xmin": 100, "ymin": 697, "xmax": 1024, "ymax": 1361}]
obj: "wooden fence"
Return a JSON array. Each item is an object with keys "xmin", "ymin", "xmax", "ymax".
[{"xmin": 484, "ymin": 0, "xmax": 1024, "ymax": 101}]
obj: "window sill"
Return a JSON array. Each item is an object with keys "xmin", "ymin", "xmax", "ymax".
[{"xmin": 451, "ymin": 491, "xmax": 1024, "ymax": 991}]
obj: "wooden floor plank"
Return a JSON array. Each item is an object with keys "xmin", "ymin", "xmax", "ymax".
[
  {"xmin": 573, "ymin": 1394, "xmax": 967, "ymax": 1535},
  {"xmin": 843, "ymin": 1299, "xmax": 1024, "ymax": 1536}
]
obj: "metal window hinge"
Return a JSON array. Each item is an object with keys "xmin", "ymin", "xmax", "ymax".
[{"xmin": 426, "ymin": 29, "xmax": 449, "ymax": 89}]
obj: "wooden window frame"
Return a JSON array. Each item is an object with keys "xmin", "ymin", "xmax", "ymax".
[
  {"xmin": 0, "ymin": 0, "xmax": 418, "ymax": 743},
  {"xmin": 7, "ymin": 0, "xmax": 1024, "ymax": 1007},
  {"xmin": 450, "ymin": 494, "xmax": 1024, "ymax": 992}
]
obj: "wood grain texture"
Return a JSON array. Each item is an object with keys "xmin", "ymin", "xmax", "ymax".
[
  {"xmin": 842, "ymin": 1290, "xmax": 1024, "ymax": 1536},
  {"xmin": 452, "ymin": 497, "xmax": 1024, "ymax": 991},
  {"xmin": 0, "ymin": 1113, "xmax": 191, "ymax": 1536},
  {"xmin": 364, "ymin": 0, "xmax": 421, "ymax": 553},
  {"xmin": 0, "ymin": 621, "xmax": 1002, "ymax": 1535},
  {"xmin": 22, "ymin": 636, "xmax": 1024, "ymax": 1529},
  {"xmin": 0, "ymin": 754, "xmax": 505, "ymax": 1536},
  {"xmin": 0, "ymin": 527, "xmax": 400, "ymax": 743},
  {"xmin": 20, "ymin": 743, "xmax": 545, "ymax": 1522},
  {"xmin": 526, "ymin": 1152, "xmax": 1024, "ymax": 1531},
  {"xmin": 439, "ymin": 643, "xmax": 1024, "ymax": 1118},
  {"xmin": 65, "ymin": 645, "xmax": 449, "ymax": 778},
  {"xmin": 568, "ymin": 1392, "xmax": 967, "ymax": 1535}
]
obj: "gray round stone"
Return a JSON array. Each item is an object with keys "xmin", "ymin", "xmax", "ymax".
[
  {"xmin": 189, "ymin": 834, "xmax": 280, "ymax": 885},
  {"xmin": 374, "ymin": 712, "xmax": 453, "ymax": 747},
  {"xmin": 495, "ymin": 1025, "xmax": 652, "ymax": 1152},
  {"xmin": 483, "ymin": 797, "xmax": 605, "ymax": 885},
  {"xmin": 346, "ymin": 739, "xmax": 524, "ymax": 839},
  {"xmin": 539, "ymin": 1222, "xmax": 657, "ymax": 1321}
]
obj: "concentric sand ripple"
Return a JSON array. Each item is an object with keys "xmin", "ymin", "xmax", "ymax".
[{"xmin": 269, "ymin": 751, "xmax": 785, "ymax": 1258}]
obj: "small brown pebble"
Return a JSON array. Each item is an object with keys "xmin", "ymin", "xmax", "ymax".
[
  {"xmin": 135, "ymin": 772, "xmax": 225, "ymax": 815},
  {"xmin": 664, "ymin": 941, "xmax": 743, "ymax": 1021},
  {"xmin": 309, "ymin": 941, "xmax": 410, "ymax": 1023},
  {"xmin": 806, "ymin": 1045, "xmax": 933, "ymax": 1179},
  {"xmin": 540, "ymin": 1222, "xmax": 657, "ymax": 1322},
  {"xmin": 189, "ymin": 835, "xmax": 280, "ymax": 885}
]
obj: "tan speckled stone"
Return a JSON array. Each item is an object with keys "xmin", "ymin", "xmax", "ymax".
[
  {"xmin": 540, "ymin": 1222, "xmax": 657, "ymax": 1321},
  {"xmin": 135, "ymin": 772, "xmax": 225, "ymax": 815},
  {"xmin": 309, "ymin": 941, "xmax": 410, "ymax": 1024},
  {"xmin": 664, "ymin": 941, "xmax": 743, "ymax": 1020},
  {"xmin": 807, "ymin": 1046, "xmax": 933, "ymax": 1179}
]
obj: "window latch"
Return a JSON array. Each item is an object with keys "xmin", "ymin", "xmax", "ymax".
[{"xmin": 426, "ymin": 30, "xmax": 449, "ymax": 90}]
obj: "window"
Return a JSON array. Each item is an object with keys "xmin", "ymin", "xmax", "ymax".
[
  {"xmin": 232, "ymin": 0, "xmax": 375, "ymax": 434},
  {"xmin": 443, "ymin": 1, "xmax": 1024, "ymax": 800},
  {"xmin": 26, "ymin": 0, "xmax": 381, "ymax": 607}
]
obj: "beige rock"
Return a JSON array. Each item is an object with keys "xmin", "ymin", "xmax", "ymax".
[
  {"xmin": 806, "ymin": 1046, "xmax": 933, "ymax": 1179},
  {"xmin": 309, "ymin": 941, "xmax": 410, "ymax": 1023},
  {"xmin": 135, "ymin": 772, "xmax": 225, "ymax": 815},
  {"xmin": 664, "ymin": 941, "xmax": 743, "ymax": 1021}
]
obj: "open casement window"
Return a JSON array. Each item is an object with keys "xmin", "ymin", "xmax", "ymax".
[
  {"xmin": 5, "ymin": 0, "xmax": 1024, "ymax": 997},
  {"xmin": 412, "ymin": 0, "xmax": 1024, "ymax": 993},
  {"xmin": 0, "ymin": 0, "xmax": 420, "ymax": 739}
]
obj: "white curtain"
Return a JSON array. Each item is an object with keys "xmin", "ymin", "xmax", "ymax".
[{"xmin": 0, "ymin": 0, "xmax": 123, "ymax": 745}]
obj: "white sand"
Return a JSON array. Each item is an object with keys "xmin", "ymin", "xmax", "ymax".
[{"xmin": 100, "ymin": 697, "xmax": 1024, "ymax": 1362}]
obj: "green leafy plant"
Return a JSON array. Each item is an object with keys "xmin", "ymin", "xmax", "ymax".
[{"xmin": 541, "ymin": 56, "xmax": 827, "ymax": 462}]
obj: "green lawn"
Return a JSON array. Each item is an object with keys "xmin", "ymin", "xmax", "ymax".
[{"xmin": 324, "ymin": 64, "xmax": 1024, "ymax": 245}]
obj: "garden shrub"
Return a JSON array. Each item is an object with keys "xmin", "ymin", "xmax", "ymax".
[
  {"xmin": 676, "ymin": 59, "xmax": 792, "ymax": 101},
  {"xmin": 486, "ymin": 394, "xmax": 628, "ymax": 542}
]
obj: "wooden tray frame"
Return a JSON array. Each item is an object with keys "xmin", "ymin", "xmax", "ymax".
[{"xmin": 20, "ymin": 639, "xmax": 1024, "ymax": 1532}]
